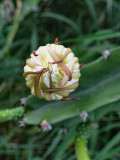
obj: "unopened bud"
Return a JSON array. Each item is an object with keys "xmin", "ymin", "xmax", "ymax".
[
  {"xmin": 23, "ymin": 40, "xmax": 81, "ymax": 100},
  {"xmin": 20, "ymin": 98, "xmax": 26, "ymax": 106},
  {"xmin": 80, "ymin": 111, "xmax": 88, "ymax": 122},
  {"xmin": 19, "ymin": 120, "xmax": 25, "ymax": 127},
  {"xmin": 102, "ymin": 50, "xmax": 110, "ymax": 59},
  {"xmin": 41, "ymin": 119, "xmax": 52, "ymax": 131}
]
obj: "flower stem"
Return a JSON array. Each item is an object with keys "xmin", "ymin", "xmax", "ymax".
[{"xmin": 75, "ymin": 134, "xmax": 91, "ymax": 160}]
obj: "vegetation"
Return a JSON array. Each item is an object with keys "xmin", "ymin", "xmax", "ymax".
[{"xmin": 0, "ymin": 0, "xmax": 120, "ymax": 159}]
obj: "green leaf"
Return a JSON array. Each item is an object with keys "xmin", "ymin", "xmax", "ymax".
[
  {"xmin": 54, "ymin": 126, "xmax": 76, "ymax": 160},
  {"xmin": 95, "ymin": 132, "xmax": 120, "ymax": 160},
  {"xmin": 22, "ymin": 0, "xmax": 41, "ymax": 17},
  {"xmin": 93, "ymin": 100, "xmax": 120, "ymax": 121},
  {"xmin": 100, "ymin": 122, "xmax": 120, "ymax": 133},
  {"xmin": 41, "ymin": 12, "xmax": 79, "ymax": 33},
  {"xmin": 100, "ymin": 147, "xmax": 120, "ymax": 160},
  {"xmin": 30, "ymin": 27, "xmax": 38, "ymax": 52},
  {"xmin": 62, "ymin": 31, "xmax": 120, "ymax": 43},
  {"xmin": 42, "ymin": 131, "xmax": 63, "ymax": 159},
  {"xmin": 24, "ymin": 49, "xmax": 120, "ymax": 125},
  {"xmin": 85, "ymin": 0, "xmax": 98, "ymax": 27}
]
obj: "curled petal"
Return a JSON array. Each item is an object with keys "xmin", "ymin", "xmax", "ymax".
[
  {"xmin": 34, "ymin": 74, "xmax": 43, "ymax": 99},
  {"xmin": 58, "ymin": 62, "xmax": 72, "ymax": 81},
  {"xmin": 47, "ymin": 44, "xmax": 60, "ymax": 61},
  {"xmin": 26, "ymin": 58, "xmax": 41, "ymax": 68},
  {"xmin": 48, "ymin": 48, "xmax": 71, "ymax": 64},
  {"xmin": 43, "ymin": 82, "xmax": 78, "ymax": 92},
  {"xmin": 23, "ymin": 68, "xmax": 47, "ymax": 78}
]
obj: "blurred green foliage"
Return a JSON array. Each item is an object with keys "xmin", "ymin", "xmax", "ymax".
[{"xmin": 0, "ymin": 0, "xmax": 120, "ymax": 159}]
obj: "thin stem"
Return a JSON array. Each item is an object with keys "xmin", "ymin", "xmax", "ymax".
[
  {"xmin": 84, "ymin": 46, "xmax": 120, "ymax": 69},
  {"xmin": 75, "ymin": 134, "xmax": 91, "ymax": 160},
  {"xmin": 0, "ymin": 0, "xmax": 22, "ymax": 59}
]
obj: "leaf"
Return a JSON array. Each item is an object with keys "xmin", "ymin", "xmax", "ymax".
[
  {"xmin": 107, "ymin": 0, "xmax": 113, "ymax": 14},
  {"xmin": 22, "ymin": 0, "xmax": 41, "ymax": 17},
  {"xmin": 54, "ymin": 126, "xmax": 76, "ymax": 160},
  {"xmin": 93, "ymin": 100, "xmax": 120, "ymax": 121},
  {"xmin": 95, "ymin": 132, "xmax": 120, "ymax": 160},
  {"xmin": 30, "ymin": 26, "xmax": 38, "ymax": 52},
  {"xmin": 42, "ymin": 132, "xmax": 63, "ymax": 159},
  {"xmin": 100, "ymin": 147, "xmax": 120, "ymax": 160},
  {"xmin": 41, "ymin": 12, "xmax": 79, "ymax": 33},
  {"xmin": 85, "ymin": 0, "xmax": 98, "ymax": 27},
  {"xmin": 62, "ymin": 31, "xmax": 120, "ymax": 43},
  {"xmin": 100, "ymin": 122, "xmax": 120, "ymax": 133},
  {"xmin": 24, "ymin": 49, "xmax": 120, "ymax": 125}
]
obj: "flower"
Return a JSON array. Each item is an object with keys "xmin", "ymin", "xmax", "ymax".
[{"xmin": 23, "ymin": 39, "xmax": 81, "ymax": 101}]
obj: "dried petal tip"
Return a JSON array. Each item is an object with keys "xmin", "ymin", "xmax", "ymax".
[
  {"xmin": 55, "ymin": 37, "xmax": 58, "ymax": 45},
  {"xmin": 41, "ymin": 119, "xmax": 52, "ymax": 131},
  {"xmin": 102, "ymin": 50, "xmax": 110, "ymax": 59},
  {"xmin": 32, "ymin": 50, "xmax": 38, "ymax": 56},
  {"xmin": 79, "ymin": 63, "xmax": 85, "ymax": 69}
]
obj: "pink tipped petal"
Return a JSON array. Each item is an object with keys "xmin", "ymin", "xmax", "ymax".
[
  {"xmin": 47, "ymin": 44, "xmax": 60, "ymax": 61},
  {"xmin": 23, "ymin": 68, "xmax": 47, "ymax": 78},
  {"xmin": 59, "ymin": 74, "xmax": 69, "ymax": 87},
  {"xmin": 64, "ymin": 82, "xmax": 79, "ymax": 90},
  {"xmin": 48, "ymin": 48, "xmax": 72, "ymax": 64},
  {"xmin": 34, "ymin": 74, "xmax": 43, "ymax": 99},
  {"xmin": 26, "ymin": 59, "xmax": 40, "ymax": 68},
  {"xmin": 58, "ymin": 62, "xmax": 72, "ymax": 80},
  {"xmin": 55, "ymin": 90, "xmax": 70, "ymax": 97}
]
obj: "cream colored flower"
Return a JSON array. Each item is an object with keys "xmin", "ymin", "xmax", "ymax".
[{"xmin": 23, "ymin": 41, "xmax": 81, "ymax": 101}]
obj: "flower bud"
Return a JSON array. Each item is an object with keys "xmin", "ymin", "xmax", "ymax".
[{"xmin": 23, "ymin": 41, "xmax": 81, "ymax": 101}]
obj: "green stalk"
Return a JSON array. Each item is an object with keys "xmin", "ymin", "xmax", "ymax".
[
  {"xmin": 75, "ymin": 134, "xmax": 91, "ymax": 160},
  {"xmin": 0, "ymin": 0, "xmax": 22, "ymax": 59},
  {"xmin": 0, "ymin": 106, "xmax": 25, "ymax": 123}
]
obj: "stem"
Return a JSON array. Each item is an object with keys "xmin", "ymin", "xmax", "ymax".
[
  {"xmin": 0, "ymin": 0, "xmax": 22, "ymax": 59},
  {"xmin": 75, "ymin": 134, "xmax": 91, "ymax": 160},
  {"xmin": 84, "ymin": 46, "xmax": 120, "ymax": 69},
  {"xmin": 0, "ymin": 106, "xmax": 25, "ymax": 123}
]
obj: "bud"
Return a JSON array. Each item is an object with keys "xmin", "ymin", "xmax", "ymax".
[
  {"xmin": 41, "ymin": 119, "xmax": 52, "ymax": 131},
  {"xmin": 23, "ymin": 40, "xmax": 81, "ymax": 101},
  {"xmin": 20, "ymin": 97, "xmax": 27, "ymax": 106},
  {"xmin": 79, "ymin": 111, "xmax": 88, "ymax": 122},
  {"xmin": 19, "ymin": 120, "xmax": 25, "ymax": 127},
  {"xmin": 102, "ymin": 50, "xmax": 110, "ymax": 59}
]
